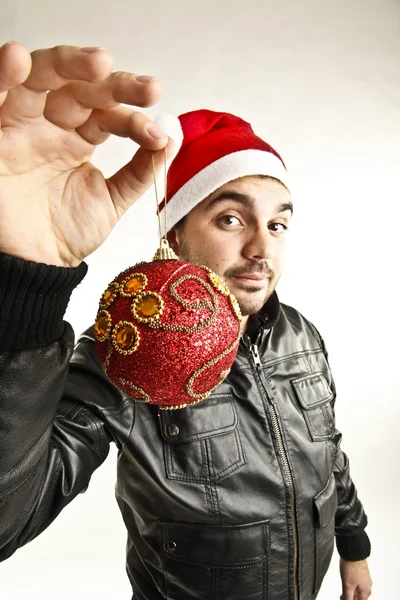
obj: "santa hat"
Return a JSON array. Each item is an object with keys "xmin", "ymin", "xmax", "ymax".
[{"xmin": 157, "ymin": 109, "xmax": 289, "ymax": 232}]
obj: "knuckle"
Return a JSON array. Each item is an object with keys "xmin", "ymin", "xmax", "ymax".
[
  {"xmin": 128, "ymin": 112, "xmax": 152, "ymax": 140},
  {"xmin": 50, "ymin": 44, "xmax": 72, "ymax": 62},
  {"xmin": 111, "ymin": 70, "xmax": 135, "ymax": 86},
  {"xmin": 109, "ymin": 71, "xmax": 154, "ymax": 107},
  {"xmin": 129, "ymin": 110, "xmax": 147, "ymax": 126}
]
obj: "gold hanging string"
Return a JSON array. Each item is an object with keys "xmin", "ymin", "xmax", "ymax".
[
  {"xmin": 152, "ymin": 147, "xmax": 168, "ymax": 242},
  {"xmin": 151, "ymin": 147, "xmax": 178, "ymax": 261}
]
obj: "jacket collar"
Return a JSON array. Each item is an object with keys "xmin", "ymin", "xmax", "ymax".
[{"xmin": 245, "ymin": 291, "xmax": 281, "ymax": 340}]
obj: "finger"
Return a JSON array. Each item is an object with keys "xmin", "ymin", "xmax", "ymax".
[
  {"xmin": 1, "ymin": 45, "xmax": 113, "ymax": 122},
  {"xmin": 76, "ymin": 107, "xmax": 168, "ymax": 147},
  {"xmin": 0, "ymin": 41, "xmax": 31, "ymax": 109},
  {"xmin": 43, "ymin": 71, "xmax": 162, "ymax": 130},
  {"xmin": 341, "ymin": 588, "xmax": 352, "ymax": 600},
  {"xmin": 26, "ymin": 45, "xmax": 113, "ymax": 91},
  {"xmin": 106, "ymin": 139, "xmax": 177, "ymax": 218}
]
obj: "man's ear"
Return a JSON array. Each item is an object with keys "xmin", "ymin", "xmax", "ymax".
[{"xmin": 167, "ymin": 228, "xmax": 180, "ymax": 256}]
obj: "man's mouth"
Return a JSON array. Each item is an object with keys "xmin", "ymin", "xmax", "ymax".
[
  {"xmin": 232, "ymin": 274, "xmax": 267, "ymax": 281},
  {"xmin": 230, "ymin": 274, "xmax": 269, "ymax": 287}
]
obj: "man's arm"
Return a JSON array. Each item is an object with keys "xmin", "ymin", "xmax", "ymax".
[
  {"xmin": 0, "ymin": 41, "xmax": 171, "ymax": 560},
  {"xmin": 310, "ymin": 323, "xmax": 372, "ymax": 597},
  {"xmin": 0, "ymin": 253, "xmax": 127, "ymax": 561},
  {"xmin": 333, "ymin": 438, "xmax": 370, "ymax": 559},
  {"xmin": 333, "ymin": 437, "xmax": 372, "ymax": 598}
]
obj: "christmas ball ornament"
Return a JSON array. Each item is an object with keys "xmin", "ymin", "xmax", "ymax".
[{"xmin": 94, "ymin": 244, "xmax": 242, "ymax": 410}]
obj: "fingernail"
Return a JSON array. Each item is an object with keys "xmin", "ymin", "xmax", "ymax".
[
  {"xmin": 146, "ymin": 124, "xmax": 167, "ymax": 139},
  {"xmin": 136, "ymin": 75, "xmax": 155, "ymax": 83},
  {"xmin": 80, "ymin": 46, "xmax": 105, "ymax": 53}
]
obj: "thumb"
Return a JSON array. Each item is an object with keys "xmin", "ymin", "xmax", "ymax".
[{"xmin": 106, "ymin": 137, "xmax": 176, "ymax": 218}]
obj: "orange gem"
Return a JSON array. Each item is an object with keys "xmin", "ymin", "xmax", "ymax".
[
  {"xmin": 124, "ymin": 276, "xmax": 144, "ymax": 294},
  {"xmin": 137, "ymin": 295, "xmax": 160, "ymax": 318},
  {"xmin": 101, "ymin": 282, "xmax": 119, "ymax": 306},
  {"xmin": 103, "ymin": 289, "xmax": 113, "ymax": 303},
  {"xmin": 95, "ymin": 314, "xmax": 110, "ymax": 338},
  {"xmin": 115, "ymin": 325, "xmax": 136, "ymax": 349}
]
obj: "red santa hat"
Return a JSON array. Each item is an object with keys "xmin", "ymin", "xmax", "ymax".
[{"xmin": 157, "ymin": 109, "xmax": 289, "ymax": 231}]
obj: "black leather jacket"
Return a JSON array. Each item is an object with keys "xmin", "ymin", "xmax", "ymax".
[{"xmin": 0, "ymin": 254, "xmax": 369, "ymax": 600}]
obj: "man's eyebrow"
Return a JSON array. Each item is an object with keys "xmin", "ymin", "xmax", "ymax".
[
  {"xmin": 278, "ymin": 202, "xmax": 294, "ymax": 215},
  {"xmin": 206, "ymin": 191, "xmax": 253, "ymax": 210},
  {"xmin": 206, "ymin": 191, "xmax": 293, "ymax": 215}
]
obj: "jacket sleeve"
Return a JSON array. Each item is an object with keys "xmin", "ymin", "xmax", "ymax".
[
  {"xmin": 310, "ymin": 322, "xmax": 371, "ymax": 561},
  {"xmin": 0, "ymin": 253, "xmax": 128, "ymax": 562}
]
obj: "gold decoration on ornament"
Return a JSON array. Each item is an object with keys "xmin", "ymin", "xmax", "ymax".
[
  {"xmin": 131, "ymin": 291, "xmax": 164, "ymax": 323},
  {"xmin": 119, "ymin": 378, "xmax": 150, "ymax": 403},
  {"xmin": 112, "ymin": 321, "xmax": 140, "ymax": 355},
  {"xmin": 153, "ymin": 238, "xmax": 178, "ymax": 261},
  {"xmin": 201, "ymin": 266, "xmax": 242, "ymax": 322},
  {"xmin": 94, "ymin": 310, "xmax": 112, "ymax": 341},
  {"xmin": 102, "ymin": 343, "xmax": 113, "ymax": 378},
  {"xmin": 201, "ymin": 266, "xmax": 231, "ymax": 297},
  {"xmin": 219, "ymin": 369, "xmax": 231, "ymax": 380},
  {"xmin": 120, "ymin": 272, "xmax": 148, "ymax": 297},
  {"xmin": 100, "ymin": 282, "xmax": 120, "ymax": 308},
  {"xmin": 185, "ymin": 329, "xmax": 241, "ymax": 400},
  {"xmin": 170, "ymin": 275, "xmax": 214, "ymax": 310},
  {"xmin": 159, "ymin": 401, "xmax": 190, "ymax": 411},
  {"xmin": 229, "ymin": 294, "xmax": 242, "ymax": 321},
  {"xmin": 158, "ymin": 397, "xmax": 207, "ymax": 410},
  {"xmin": 146, "ymin": 275, "xmax": 218, "ymax": 334}
]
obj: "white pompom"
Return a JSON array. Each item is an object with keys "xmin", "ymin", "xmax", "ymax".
[{"xmin": 155, "ymin": 113, "xmax": 183, "ymax": 152}]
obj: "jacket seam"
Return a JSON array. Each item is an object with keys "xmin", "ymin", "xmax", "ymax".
[
  {"xmin": 79, "ymin": 409, "xmax": 109, "ymax": 457},
  {"xmin": 116, "ymin": 399, "xmax": 136, "ymax": 453},
  {"xmin": 54, "ymin": 407, "xmax": 108, "ymax": 458},
  {"xmin": 240, "ymin": 348, "xmax": 323, "ymax": 371}
]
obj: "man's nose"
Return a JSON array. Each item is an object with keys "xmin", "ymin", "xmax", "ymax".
[{"xmin": 243, "ymin": 228, "xmax": 275, "ymax": 261}]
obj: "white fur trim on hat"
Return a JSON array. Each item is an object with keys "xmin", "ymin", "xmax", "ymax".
[
  {"xmin": 155, "ymin": 113, "xmax": 183, "ymax": 154},
  {"xmin": 161, "ymin": 149, "xmax": 289, "ymax": 231}
]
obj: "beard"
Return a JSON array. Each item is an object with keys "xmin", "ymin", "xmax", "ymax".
[
  {"xmin": 224, "ymin": 264, "xmax": 277, "ymax": 316},
  {"xmin": 177, "ymin": 238, "xmax": 277, "ymax": 317},
  {"xmin": 232, "ymin": 288, "xmax": 274, "ymax": 316}
]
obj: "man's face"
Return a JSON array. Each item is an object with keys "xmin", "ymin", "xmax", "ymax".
[{"xmin": 169, "ymin": 176, "xmax": 293, "ymax": 317}]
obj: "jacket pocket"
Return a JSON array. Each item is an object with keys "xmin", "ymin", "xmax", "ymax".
[
  {"xmin": 313, "ymin": 474, "xmax": 338, "ymax": 593},
  {"xmin": 291, "ymin": 372, "xmax": 335, "ymax": 441},
  {"xmin": 159, "ymin": 520, "xmax": 269, "ymax": 600},
  {"xmin": 159, "ymin": 394, "xmax": 246, "ymax": 483}
]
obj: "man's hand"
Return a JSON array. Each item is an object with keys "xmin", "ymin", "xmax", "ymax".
[
  {"xmin": 0, "ymin": 41, "xmax": 173, "ymax": 267},
  {"xmin": 340, "ymin": 558, "xmax": 372, "ymax": 599}
]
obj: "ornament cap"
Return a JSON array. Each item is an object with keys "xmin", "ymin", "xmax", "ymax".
[{"xmin": 153, "ymin": 238, "xmax": 178, "ymax": 261}]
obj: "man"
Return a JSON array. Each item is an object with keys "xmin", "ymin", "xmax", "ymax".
[{"xmin": 0, "ymin": 42, "xmax": 372, "ymax": 599}]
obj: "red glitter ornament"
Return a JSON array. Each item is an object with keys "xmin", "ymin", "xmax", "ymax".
[{"xmin": 94, "ymin": 257, "xmax": 242, "ymax": 409}]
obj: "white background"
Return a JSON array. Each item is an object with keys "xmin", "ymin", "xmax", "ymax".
[{"xmin": 0, "ymin": 0, "xmax": 399, "ymax": 598}]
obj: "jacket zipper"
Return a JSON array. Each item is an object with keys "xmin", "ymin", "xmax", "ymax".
[{"xmin": 249, "ymin": 342, "xmax": 299, "ymax": 600}]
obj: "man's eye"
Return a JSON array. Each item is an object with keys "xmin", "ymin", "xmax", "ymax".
[
  {"xmin": 219, "ymin": 215, "xmax": 241, "ymax": 226},
  {"xmin": 269, "ymin": 222, "xmax": 288, "ymax": 233}
]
